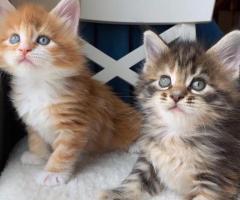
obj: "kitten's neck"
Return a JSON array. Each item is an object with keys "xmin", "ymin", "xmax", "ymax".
[
  {"xmin": 144, "ymin": 114, "xmax": 200, "ymax": 138},
  {"xmin": 11, "ymin": 68, "xmax": 83, "ymax": 98},
  {"xmin": 17, "ymin": 67, "xmax": 80, "ymax": 79}
]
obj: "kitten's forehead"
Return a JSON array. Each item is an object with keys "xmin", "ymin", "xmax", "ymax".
[
  {"xmin": 159, "ymin": 42, "xmax": 214, "ymax": 82},
  {"xmin": 3, "ymin": 5, "xmax": 54, "ymax": 34},
  {"xmin": 170, "ymin": 42, "xmax": 204, "ymax": 74}
]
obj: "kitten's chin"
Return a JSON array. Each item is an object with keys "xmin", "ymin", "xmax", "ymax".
[
  {"xmin": 161, "ymin": 110, "xmax": 198, "ymax": 134},
  {"xmin": 18, "ymin": 58, "xmax": 35, "ymax": 66}
]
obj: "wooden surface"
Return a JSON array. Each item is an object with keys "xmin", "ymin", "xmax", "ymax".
[{"xmin": 214, "ymin": 0, "xmax": 240, "ymax": 32}]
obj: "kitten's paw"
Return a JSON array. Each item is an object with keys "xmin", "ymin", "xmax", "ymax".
[
  {"xmin": 36, "ymin": 171, "xmax": 71, "ymax": 186},
  {"xmin": 21, "ymin": 151, "xmax": 45, "ymax": 165}
]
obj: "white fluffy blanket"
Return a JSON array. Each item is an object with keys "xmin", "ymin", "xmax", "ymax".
[{"xmin": 0, "ymin": 139, "xmax": 185, "ymax": 200}]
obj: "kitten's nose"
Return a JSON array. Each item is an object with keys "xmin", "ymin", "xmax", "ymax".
[
  {"xmin": 170, "ymin": 93, "xmax": 184, "ymax": 103},
  {"xmin": 18, "ymin": 48, "xmax": 32, "ymax": 56}
]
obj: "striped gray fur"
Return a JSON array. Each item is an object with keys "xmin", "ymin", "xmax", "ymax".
[{"xmin": 99, "ymin": 31, "xmax": 240, "ymax": 200}]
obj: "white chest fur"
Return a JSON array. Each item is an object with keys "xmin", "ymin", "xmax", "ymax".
[
  {"xmin": 144, "ymin": 135, "xmax": 200, "ymax": 195},
  {"xmin": 11, "ymin": 76, "xmax": 64, "ymax": 144}
]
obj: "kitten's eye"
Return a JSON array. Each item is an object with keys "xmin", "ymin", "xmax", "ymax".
[
  {"xmin": 191, "ymin": 78, "xmax": 206, "ymax": 91},
  {"xmin": 36, "ymin": 35, "xmax": 50, "ymax": 45},
  {"xmin": 9, "ymin": 34, "xmax": 20, "ymax": 44},
  {"xmin": 159, "ymin": 75, "xmax": 171, "ymax": 88}
]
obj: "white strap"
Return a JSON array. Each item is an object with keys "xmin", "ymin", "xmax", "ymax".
[{"xmin": 83, "ymin": 24, "xmax": 196, "ymax": 85}]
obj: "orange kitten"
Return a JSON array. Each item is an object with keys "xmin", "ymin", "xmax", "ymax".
[{"xmin": 0, "ymin": 0, "xmax": 141, "ymax": 186}]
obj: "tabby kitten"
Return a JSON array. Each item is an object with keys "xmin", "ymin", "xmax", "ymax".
[
  {"xmin": 100, "ymin": 31, "xmax": 240, "ymax": 200},
  {"xmin": 0, "ymin": 0, "xmax": 140, "ymax": 186}
]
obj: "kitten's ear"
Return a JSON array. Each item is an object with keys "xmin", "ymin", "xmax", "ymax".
[
  {"xmin": 51, "ymin": 0, "xmax": 80, "ymax": 35},
  {"xmin": 207, "ymin": 31, "xmax": 240, "ymax": 79},
  {"xmin": 0, "ymin": 0, "xmax": 15, "ymax": 17},
  {"xmin": 144, "ymin": 30, "xmax": 169, "ymax": 64}
]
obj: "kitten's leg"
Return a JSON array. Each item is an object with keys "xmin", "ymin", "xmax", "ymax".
[
  {"xmin": 99, "ymin": 157, "xmax": 163, "ymax": 200},
  {"xmin": 186, "ymin": 173, "xmax": 238, "ymax": 200},
  {"xmin": 36, "ymin": 131, "xmax": 85, "ymax": 186},
  {"xmin": 21, "ymin": 127, "xmax": 50, "ymax": 165}
]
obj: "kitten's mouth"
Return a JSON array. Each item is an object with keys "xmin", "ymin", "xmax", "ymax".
[
  {"xmin": 169, "ymin": 105, "xmax": 184, "ymax": 113},
  {"xmin": 18, "ymin": 58, "xmax": 34, "ymax": 65}
]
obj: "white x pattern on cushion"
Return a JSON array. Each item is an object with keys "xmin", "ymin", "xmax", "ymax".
[{"xmin": 83, "ymin": 24, "xmax": 196, "ymax": 86}]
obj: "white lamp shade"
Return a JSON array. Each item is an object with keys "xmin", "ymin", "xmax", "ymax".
[{"xmin": 80, "ymin": 0, "xmax": 215, "ymax": 24}]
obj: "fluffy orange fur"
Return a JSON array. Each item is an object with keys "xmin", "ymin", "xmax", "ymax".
[{"xmin": 0, "ymin": 2, "xmax": 141, "ymax": 185}]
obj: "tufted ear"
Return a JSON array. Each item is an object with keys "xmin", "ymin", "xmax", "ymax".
[
  {"xmin": 207, "ymin": 31, "xmax": 240, "ymax": 79},
  {"xmin": 144, "ymin": 31, "xmax": 168, "ymax": 63},
  {"xmin": 51, "ymin": 0, "xmax": 80, "ymax": 35},
  {"xmin": 143, "ymin": 30, "xmax": 168, "ymax": 72},
  {"xmin": 0, "ymin": 0, "xmax": 15, "ymax": 18}
]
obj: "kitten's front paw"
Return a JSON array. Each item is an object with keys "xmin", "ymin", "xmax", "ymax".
[
  {"xmin": 36, "ymin": 171, "xmax": 71, "ymax": 186},
  {"xmin": 21, "ymin": 151, "xmax": 46, "ymax": 165}
]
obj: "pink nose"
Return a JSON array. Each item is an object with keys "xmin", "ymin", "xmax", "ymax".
[
  {"xmin": 170, "ymin": 94, "xmax": 184, "ymax": 103},
  {"xmin": 18, "ymin": 48, "xmax": 32, "ymax": 56}
]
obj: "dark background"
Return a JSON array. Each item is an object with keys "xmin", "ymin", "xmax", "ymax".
[{"xmin": 214, "ymin": 0, "xmax": 240, "ymax": 32}]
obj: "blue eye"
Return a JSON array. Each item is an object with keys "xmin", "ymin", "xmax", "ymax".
[
  {"xmin": 9, "ymin": 34, "xmax": 20, "ymax": 44},
  {"xmin": 191, "ymin": 78, "xmax": 206, "ymax": 91},
  {"xmin": 159, "ymin": 75, "xmax": 171, "ymax": 88},
  {"xmin": 36, "ymin": 35, "xmax": 50, "ymax": 45}
]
